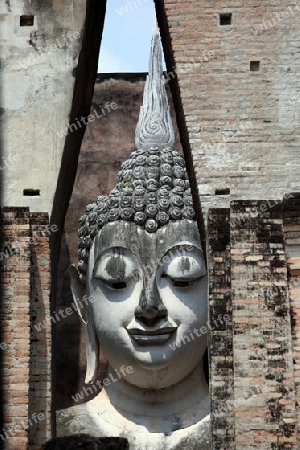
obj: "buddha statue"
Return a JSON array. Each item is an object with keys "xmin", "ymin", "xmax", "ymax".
[{"xmin": 57, "ymin": 19, "xmax": 211, "ymax": 450}]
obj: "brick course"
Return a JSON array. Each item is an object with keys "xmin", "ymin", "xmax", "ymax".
[
  {"xmin": 208, "ymin": 208, "xmax": 234, "ymax": 449},
  {"xmin": 283, "ymin": 194, "xmax": 300, "ymax": 445},
  {"xmin": 208, "ymin": 198, "xmax": 299, "ymax": 449},
  {"xmin": 157, "ymin": 0, "xmax": 300, "ymax": 214},
  {"xmin": 0, "ymin": 208, "xmax": 52, "ymax": 449},
  {"xmin": 231, "ymin": 200, "xmax": 297, "ymax": 450}
]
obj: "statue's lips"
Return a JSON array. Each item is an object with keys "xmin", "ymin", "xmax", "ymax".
[{"xmin": 126, "ymin": 326, "xmax": 177, "ymax": 345}]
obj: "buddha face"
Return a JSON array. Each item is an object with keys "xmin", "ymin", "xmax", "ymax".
[{"xmin": 86, "ymin": 220, "xmax": 208, "ymax": 389}]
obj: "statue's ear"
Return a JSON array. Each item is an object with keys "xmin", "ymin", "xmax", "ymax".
[{"xmin": 68, "ymin": 264, "xmax": 99, "ymax": 384}]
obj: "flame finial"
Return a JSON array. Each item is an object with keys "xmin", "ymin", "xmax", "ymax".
[{"xmin": 135, "ymin": 17, "xmax": 175, "ymax": 150}]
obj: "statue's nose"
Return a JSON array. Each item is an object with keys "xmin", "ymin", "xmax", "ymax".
[
  {"xmin": 135, "ymin": 279, "xmax": 168, "ymax": 325},
  {"xmin": 135, "ymin": 304, "xmax": 167, "ymax": 324}
]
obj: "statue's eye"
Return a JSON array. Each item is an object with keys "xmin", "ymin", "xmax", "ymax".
[
  {"xmin": 111, "ymin": 281, "xmax": 127, "ymax": 289},
  {"xmin": 171, "ymin": 279, "xmax": 196, "ymax": 288},
  {"xmin": 93, "ymin": 247, "xmax": 139, "ymax": 290},
  {"xmin": 160, "ymin": 246, "xmax": 207, "ymax": 288},
  {"xmin": 161, "ymin": 273, "xmax": 200, "ymax": 288},
  {"xmin": 103, "ymin": 279, "xmax": 133, "ymax": 290}
]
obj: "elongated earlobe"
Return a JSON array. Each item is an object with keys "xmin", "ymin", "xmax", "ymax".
[{"xmin": 68, "ymin": 264, "xmax": 99, "ymax": 383}]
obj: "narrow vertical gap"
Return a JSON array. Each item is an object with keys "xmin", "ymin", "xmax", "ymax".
[{"xmin": 50, "ymin": 0, "xmax": 107, "ymax": 436}]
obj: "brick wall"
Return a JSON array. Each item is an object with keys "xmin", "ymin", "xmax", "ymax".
[
  {"xmin": 157, "ymin": 0, "xmax": 300, "ymax": 214},
  {"xmin": 231, "ymin": 200, "xmax": 297, "ymax": 450},
  {"xmin": 208, "ymin": 209, "xmax": 234, "ymax": 449},
  {"xmin": 283, "ymin": 194, "xmax": 300, "ymax": 445},
  {"xmin": 208, "ymin": 198, "xmax": 299, "ymax": 449},
  {"xmin": 1, "ymin": 208, "xmax": 31, "ymax": 450},
  {"xmin": 0, "ymin": 208, "xmax": 51, "ymax": 449},
  {"xmin": 28, "ymin": 213, "xmax": 52, "ymax": 449}
]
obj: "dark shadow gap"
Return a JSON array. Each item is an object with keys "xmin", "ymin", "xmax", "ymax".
[
  {"xmin": 24, "ymin": 189, "xmax": 40, "ymax": 196},
  {"xmin": 50, "ymin": 0, "xmax": 107, "ymax": 436},
  {"xmin": 219, "ymin": 13, "xmax": 232, "ymax": 26},
  {"xmin": 20, "ymin": 14, "xmax": 34, "ymax": 26}
]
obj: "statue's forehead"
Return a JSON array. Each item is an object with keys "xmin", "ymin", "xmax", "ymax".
[{"xmin": 91, "ymin": 220, "xmax": 202, "ymax": 266}]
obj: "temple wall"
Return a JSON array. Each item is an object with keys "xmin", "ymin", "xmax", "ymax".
[
  {"xmin": 230, "ymin": 200, "xmax": 297, "ymax": 450},
  {"xmin": 208, "ymin": 199, "xmax": 299, "ymax": 450},
  {"xmin": 1, "ymin": 208, "xmax": 31, "ymax": 450},
  {"xmin": 1, "ymin": 208, "xmax": 51, "ymax": 450},
  {"xmin": 28, "ymin": 213, "xmax": 52, "ymax": 450},
  {"xmin": 157, "ymin": 0, "xmax": 300, "ymax": 213},
  {"xmin": 283, "ymin": 194, "xmax": 300, "ymax": 445},
  {"xmin": 0, "ymin": 0, "xmax": 85, "ymax": 214},
  {"xmin": 208, "ymin": 209, "xmax": 234, "ymax": 448}
]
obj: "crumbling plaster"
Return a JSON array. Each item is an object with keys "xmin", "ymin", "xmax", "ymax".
[{"xmin": 0, "ymin": 0, "xmax": 85, "ymax": 213}]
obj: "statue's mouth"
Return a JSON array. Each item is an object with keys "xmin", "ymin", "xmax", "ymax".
[{"xmin": 126, "ymin": 324, "xmax": 177, "ymax": 345}]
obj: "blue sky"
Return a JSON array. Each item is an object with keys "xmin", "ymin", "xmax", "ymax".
[{"xmin": 98, "ymin": 0, "xmax": 160, "ymax": 73}]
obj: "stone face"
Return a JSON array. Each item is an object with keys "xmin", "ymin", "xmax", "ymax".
[
  {"xmin": 55, "ymin": 75, "xmax": 183, "ymax": 411},
  {"xmin": 76, "ymin": 220, "xmax": 207, "ymax": 382}
]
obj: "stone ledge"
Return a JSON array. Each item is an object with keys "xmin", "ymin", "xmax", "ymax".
[{"xmin": 42, "ymin": 434, "xmax": 128, "ymax": 449}]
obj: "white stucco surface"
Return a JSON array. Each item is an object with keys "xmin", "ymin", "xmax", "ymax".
[{"xmin": 1, "ymin": 0, "xmax": 85, "ymax": 214}]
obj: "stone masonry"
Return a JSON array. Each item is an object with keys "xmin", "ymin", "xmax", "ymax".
[
  {"xmin": 230, "ymin": 200, "xmax": 297, "ymax": 450},
  {"xmin": 283, "ymin": 194, "xmax": 300, "ymax": 445},
  {"xmin": 156, "ymin": 0, "xmax": 300, "ymax": 213},
  {"xmin": 1, "ymin": 208, "xmax": 52, "ymax": 450},
  {"xmin": 0, "ymin": 0, "xmax": 85, "ymax": 213},
  {"xmin": 208, "ymin": 198, "xmax": 299, "ymax": 450},
  {"xmin": 208, "ymin": 208, "xmax": 234, "ymax": 449},
  {"xmin": 1, "ymin": 208, "xmax": 31, "ymax": 450}
]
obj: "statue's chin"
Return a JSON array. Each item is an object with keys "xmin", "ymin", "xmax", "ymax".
[
  {"xmin": 109, "ymin": 361, "xmax": 176, "ymax": 389},
  {"xmin": 107, "ymin": 358, "xmax": 199, "ymax": 391},
  {"xmin": 103, "ymin": 338, "xmax": 206, "ymax": 390},
  {"xmin": 120, "ymin": 370, "xmax": 184, "ymax": 391}
]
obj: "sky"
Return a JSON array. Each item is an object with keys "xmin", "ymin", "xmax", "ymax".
[{"xmin": 98, "ymin": 0, "xmax": 164, "ymax": 73}]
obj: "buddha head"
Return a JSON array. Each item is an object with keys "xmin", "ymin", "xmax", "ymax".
[{"xmin": 69, "ymin": 20, "xmax": 208, "ymax": 391}]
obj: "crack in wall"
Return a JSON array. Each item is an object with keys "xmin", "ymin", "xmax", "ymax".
[{"xmin": 5, "ymin": 0, "xmax": 11, "ymax": 12}]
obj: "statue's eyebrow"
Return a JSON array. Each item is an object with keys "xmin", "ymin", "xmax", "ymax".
[
  {"xmin": 94, "ymin": 246, "xmax": 131, "ymax": 260},
  {"xmin": 92, "ymin": 247, "xmax": 138, "ymax": 279},
  {"xmin": 159, "ymin": 244, "xmax": 204, "ymax": 263}
]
